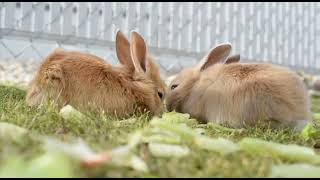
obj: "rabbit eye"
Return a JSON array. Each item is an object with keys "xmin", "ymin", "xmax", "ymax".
[
  {"xmin": 171, "ymin": 84, "xmax": 178, "ymax": 90},
  {"xmin": 158, "ymin": 92, "xmax": 163, "ymax": 99}
]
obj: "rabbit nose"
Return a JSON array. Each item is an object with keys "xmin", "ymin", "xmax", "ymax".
[{"xmin": 166, "ymin": 103, "xmax": 174, "ymax": 112}]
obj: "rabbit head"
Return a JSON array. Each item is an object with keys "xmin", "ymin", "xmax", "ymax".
[
  {"xmin": 165, "ymin": 43, "xmax": 233, "ymax": 112},
  {"xmin": 116, "ymin": 30, "xmax": 167, "ymax": 115}
]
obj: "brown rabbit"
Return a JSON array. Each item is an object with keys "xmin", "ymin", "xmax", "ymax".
[
  {"xmin": 165, "ymin": 43, "xmax": 311, "ymax": 130},
  {"xmin": 26, "ymin": 31, "xmax": 167, "ymax": 118}
]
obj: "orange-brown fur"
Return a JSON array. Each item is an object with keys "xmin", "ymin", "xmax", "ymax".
[
  {"xmin": 166, "ymin": 44, "xmax": 311, "ymax": 130},
  {"xmin": 26, "ymin": 31, "xmax": 166, "ymax": 118}
]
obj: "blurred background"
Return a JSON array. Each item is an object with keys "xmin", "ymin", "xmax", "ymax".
[{"xmin": 0, "ymin": 2, "xmax": 319, "ymax": 87}]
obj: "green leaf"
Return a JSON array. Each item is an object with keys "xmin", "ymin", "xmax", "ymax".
[
  {"xmin": 0, "ymin": 156, "xmax": 27, "ymax": 178},
  {"xmin": 239, "ymin": 138, "xmax": 319, "ymax": 164},
  {"xmin": 59, "ymin": 105, "xmax": 85, "ymax": 120},
  {"xmin": 130, "ymin": 155, "xmax": 149, "ymax": 173},
  {"xmin": 313, "ymin": 113, "xmax": 320, "ymax": 121},
  {"xmin": 0, "ymin": 122, "xmax": 28, "ymax": 141},
  {"xmin": 161, "ymin": 112, "xmax": 198, "ymax": 126},
  {"xmin": 269, "ymin": 164, "xmax": 320, "ymax": 178},
  {"xmin": 300, "ymin": 123, "xmax": 320, "ymax": 140},
  {"xmin": 26, "ymin": 152, "xmax": 73, "ymax": 178},
  {"xmin": 150, "ymin": 119, "xmax": 197, "ymax": 141},
  {"xmin": 195, "ymin": 136, "xmax": 240, "ymax": 155},
  {"xmin": 142, "ymin": 134, "xmax": 182, "ymax": 144},
  {"xmin": 0, "ymin": 152, "xmax": 73, "ymax": 178},
  {"xmin": 42, "ymin": 137, "xmax": 96, "ymax": 161},
  {"xmin": 148, "ymin": 143, "xmax": 190, "ymax": 158},
  {"xmin": 128, "ymin": 130, "xmax": 144, "ymax": 148}
]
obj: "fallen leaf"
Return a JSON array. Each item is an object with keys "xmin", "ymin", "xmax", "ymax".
[
  {"xmin": 269, "ymin": 163, "xmax": 320, "ymax": 178},
  {"xmin": 195, "ymin": 136, "xmax": 240, "ymax": 155},
  {"xmin": 0, "ymin": 152, "xmax": 73, "ymax": 178},
  {"xmin": 59, "ymin": 105, "xmax": 85, "ymax": 120},
  {"xmin": 150, "ymin": 119, "xmax": 196, "ymax": 141},
  {"xmin": 301, "ymin": 123, "xmax": 320, "ymax": 140},
  {"xmin": 42, "ymin": 137, "xmax": 96, "ymax": 161},
  {"xmin": 239, "ymin": 137, "xmax": 320, "ymax": 164},
  {"xmin": 0, "ymin": 122, "xmax": 28, "ymax": 141},
  {"xmin": 148, "ymin": 143, "xmax": 190, "ymax": 158}
]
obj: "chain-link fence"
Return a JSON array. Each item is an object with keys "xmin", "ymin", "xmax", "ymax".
[{"xmin": 0, "ymin": 2, "xmax": 319, "ymax": 83}]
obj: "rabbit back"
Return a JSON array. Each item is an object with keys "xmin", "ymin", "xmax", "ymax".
[
  {"xmin": 26, "ymin": 50, "xmax": 140, "ymax": 116},
  {"xmin": 186, "ymin": 63, "xmax": 311, "ymax": 129}
]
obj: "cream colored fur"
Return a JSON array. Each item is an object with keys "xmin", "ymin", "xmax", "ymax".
[{"xmin": 166, "ymin": 43, "xmax": 311, "ymax": 130}]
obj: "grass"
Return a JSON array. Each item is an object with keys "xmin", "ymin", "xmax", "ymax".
[{"xmin": 0, "ymin": 84, "xmax": 319, "ymax": 178}]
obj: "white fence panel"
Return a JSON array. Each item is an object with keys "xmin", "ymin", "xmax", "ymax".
[{"xmin": 0, "ymin": 2, "xmax": 319, "ymax": 75}]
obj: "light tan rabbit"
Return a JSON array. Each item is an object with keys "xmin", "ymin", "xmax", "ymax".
[
  {"xmin": 225, "ymin": 54, "xmax": 241, "ymax": 64},
  {"xmin": 26, "ymin": 31, "xmax": 167, "ymax": 118},
  {"xmin": 165, "ymin": 43, "xmax": 311, "ymax": 130}
]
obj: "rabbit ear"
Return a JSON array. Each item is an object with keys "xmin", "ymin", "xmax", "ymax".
[
  {"xmin": 116, "ymin": 30, "xmax": 134, "ymax": 68},
  {"xmin": 198, "ymin": 43, "xmax": 232, "ymax": 71},
  {"xmin": 130, "ymin": 31, "xmax": 148, "ymax": 73},
  {"xmin": 225, "ymin": 54, "xmax": 240, "ymax": 64}
]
